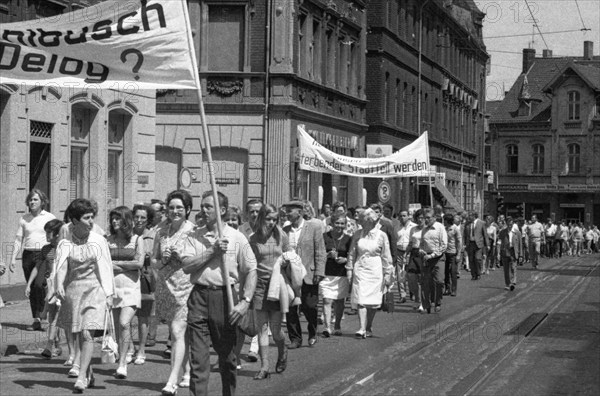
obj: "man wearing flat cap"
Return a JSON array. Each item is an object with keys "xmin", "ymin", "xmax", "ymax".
[{"xmin": 284, "ymin": 199, "xmax": 326, "ymax": 348}]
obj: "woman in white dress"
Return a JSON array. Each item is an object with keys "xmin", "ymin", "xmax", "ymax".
[
  {"xmin": 55, "ymin": 199, "xmax": 114, "ymax": 393},
  {"xmin": 346, "ymin": 208, "xmax": 393, "ymax": 338}
]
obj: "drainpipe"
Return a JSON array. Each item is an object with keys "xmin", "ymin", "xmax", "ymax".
[{"xmin": 262, "ymin": 0, "xmax": 272, "ymax": 200}]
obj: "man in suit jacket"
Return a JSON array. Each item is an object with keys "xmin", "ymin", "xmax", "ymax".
[
  {"xmin": 463, "ymin": 211, "xmax": 488, "ymax": 280},
  {"xmin": 283, "ymin": 200, "xmax": 326, "ymax": 348},
  {"xmin": 497, "ymin": 216, "xmax": 523, "ymax": 291}
]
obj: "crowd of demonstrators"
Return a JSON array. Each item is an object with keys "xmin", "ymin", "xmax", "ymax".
[{"xmin": 6, "ymin": 186, "xmax": 600, "ymax": 395}]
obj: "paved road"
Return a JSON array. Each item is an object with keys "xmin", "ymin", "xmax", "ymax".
[{"xmin": 1, "ymin": 254, "xmax": 598, "ymax": 395}]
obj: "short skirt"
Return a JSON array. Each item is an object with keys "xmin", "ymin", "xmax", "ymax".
[{"xmin": 319, "ymin": 275, "xmax": 349, "ymax": 300}]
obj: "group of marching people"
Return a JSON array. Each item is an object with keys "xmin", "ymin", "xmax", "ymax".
[{"xmin": 2, "ymin": 188, "xmax": 598, "ymax": 396}]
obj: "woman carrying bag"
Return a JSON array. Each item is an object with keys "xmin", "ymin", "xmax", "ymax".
[{"xmin": 55, "ymin": 199, "xmax": 114, "ymax": 393}]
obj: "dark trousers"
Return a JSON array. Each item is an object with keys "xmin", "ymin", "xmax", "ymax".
[
  {"xmin": 421, "ymin": 255, "xmax": 445, "ymax": 309},
  {"xmin": 501, "ymin": 255, "xmax": 517, "ymax": 287},
  {"xmin": 286, "ymin": 282, "xmax": 318, "ymax": 344},
  {"xmin": 545, "ymin": 237, "xmax": 555, "ymax": 257},
  {"xmin": 467, "ymin": 242, "xmax": 483, "ymax": 279},
  {"xmin": 188, "ymin": 285, "xmax": 238, "ymax": 396},
  {"xmin": 554, "ymin": 239, "xmax": 563, "ymax": 257},
  {"xmin": 22, "ymin": 250, "xmax": 46, "ymax": 319},
  {"xmin": 444, "ymin": 253, "xmax": 458, "ymax": 294}
]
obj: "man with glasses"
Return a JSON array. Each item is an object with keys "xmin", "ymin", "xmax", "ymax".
[{"xmin": 419, "ymin": 208, "xmax": 448, "ymax": 313}]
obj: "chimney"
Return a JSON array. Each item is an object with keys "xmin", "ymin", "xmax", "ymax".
[
  {"xmin": 542, "ymin": 49, "xmax": 553, "ymax": 58},
  {"xmin": 583, "ymin": 41, "xmax": 593, "ymax": 60},
  {"xmin": 522, "ymin": 48, "xmax": 536, "ymax": 73}
]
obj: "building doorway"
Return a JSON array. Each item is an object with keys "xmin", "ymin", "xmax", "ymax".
[
  {"xmin": 561, "ymin": 206, "xmax": 584, "ymax": 223},
  {"xmin": 30, "ymin": 121, "xmax": 53, "ymax": 211}
]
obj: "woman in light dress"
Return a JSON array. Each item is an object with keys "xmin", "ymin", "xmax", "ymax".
[
  {"xmin": 346, "ymin": 208, "xmax": 393, "ymax": 338},
  {"xmin": 152, "ymin": 190, "xmax": 195, "ymax": 395},
  {"xmin": 106, "ymin": 206, "xmax": 144, "ymax": 379},
  {"xmin": 55, "ymin": 199, "xmax": 114, "ymax": 393}
]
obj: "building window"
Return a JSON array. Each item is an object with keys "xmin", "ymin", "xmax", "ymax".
[
  {"xmin": 532, "ymin": 144, "xmax": 544, "ymax": 174},
  {"xmin": 384, "ymin": 72, "xmax": 390, "ymax": 121},
  {"xmin": 325, "ymin": 26, "xmax": 335, "ymax": 86},
  {"xmin": 506, "ymin": 144, "xmax": 518, "ymax": 173},
  {"xmin": 312, "ymin": 18, "xmax": 321, "ymax": 82},
  {"xmin": 395, "ymin": 79, "xmax": 400, "ymax": 125},
  {"xmin": 70, "ymin": 104, "xmax": 95, "ymax": 200},
  {"xmin": 107, "ymin": 110, "xmax": 131, "ymax": 207},
  {"xmin": 567, "ymin": 143, "xmax": 580, "ymax": 174},
  {"xmin": 595, "ymin": 95, "xmax": 600, "ymax": 118},
  {"xmin": 298, "ymin": 12, "xmax": 307, "ymax": 77},
  {"xmin": 568, "ymin": 90, "xmax": 580, "ymax": 120},
  {"xmin": 208, "ymin": 5, "xmax": 245, "ymax": 71}
]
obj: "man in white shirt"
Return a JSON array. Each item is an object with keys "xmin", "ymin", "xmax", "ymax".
[
  {"xmin": 395, "ymin": 210, "xmax": 415, "ymax": 303},
  {"xmin": 419, "ymin": 208, "xmax": 448, "ymax": 313},
  {"xmin": 544, "ymin": 218, "xmax": 557, "ymax": 259},
  {"xmin": 497, "ymin": 216, "xmax": 522, "ymax": 291}
]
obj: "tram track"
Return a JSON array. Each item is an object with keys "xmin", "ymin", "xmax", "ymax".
[{"xmin": 318, "ymin": 255, "xmax": 599, "ymax": 396}]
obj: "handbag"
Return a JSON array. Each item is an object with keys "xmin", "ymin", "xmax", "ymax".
[
  {"xmin": 140, "ymin": 264, "xmax": 156, "ymax": 296},
  {"xmin": 381, "ymin": 287, "xmax": 395, "ymax": 314},
  {"xmin": 237, "ymin": 307, "xmax": 260, "ymax": 337},
  {"xmin": 101, "ymin": 306, "xmax": 119, "ymax": 364}
]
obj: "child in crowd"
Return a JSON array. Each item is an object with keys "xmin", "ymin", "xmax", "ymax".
[{"xmin": 25, "ymin": 219, "xmax": 65, "ymax": 358}]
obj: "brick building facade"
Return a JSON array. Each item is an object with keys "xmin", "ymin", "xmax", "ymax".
[
  {"xmin": 363, "ymin": 0, "xmax": 489, "ymax": 213},
  {"xmin": 489, "ymin": 42, "xmax": 600, "ymax": 226}
]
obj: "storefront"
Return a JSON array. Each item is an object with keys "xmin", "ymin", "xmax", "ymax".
[
  {"xmin": 290, "ymin": 120, "xmax": 364, "ymax": 211},
  {"xmin": 499, "ymin": 183, "xmax": 600, "ymax": 225}
]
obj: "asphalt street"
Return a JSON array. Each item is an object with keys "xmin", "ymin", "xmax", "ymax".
[{"xmin": 1, "ymin": 253, "xmax": 598, "ymax": 395}]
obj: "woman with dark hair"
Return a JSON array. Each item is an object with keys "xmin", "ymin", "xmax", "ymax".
[
  {"xmin": 152, "ymin": 190, "xmax": 195, "ymax": 395},
  {"xmin": 249, "ymin": 203, "xmax": 289, "ymax": 380},
  {"xmin": 320, "ymin": 212, "xmax": 352, "ymax": 336},
  {"xmin": 131, "ymin": 204, "xmax": 156, "ymax": 365},
  {"xmin": 106, "ymin": 206, "xmax": 144, "ymax": 379},
  {"xmin": 9, "ymin": 188, "xmax": 56, "ymax": 331},
  {"xmin": 55, "ymin": 198, "xmax": 114, "ymax": 392}
]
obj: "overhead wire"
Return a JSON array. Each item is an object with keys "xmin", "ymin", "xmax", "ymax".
[
  {"xmin": 573, "ymin": 0, "xmax": 590, "ymax": 31},
  {"xmin": 524, "ymin": 0, "xmax": 550, "ymax": 49},
  {"xmin": 484, "ymin": 29, "xmax": 586, "ymax": 39}
]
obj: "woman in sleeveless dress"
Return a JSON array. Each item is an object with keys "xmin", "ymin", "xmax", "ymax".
[
  {"xmin": 106, "ymin": 206, "xmax": 144, "ymax": 379},
  {"xmin": 55, "ymin": 199, "xmax": 114, "ymax": 393}
]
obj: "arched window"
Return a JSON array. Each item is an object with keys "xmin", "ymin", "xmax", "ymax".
[
  {"xmin": 567, "ymin": 143, "xmax": 580, "ymax": 174},
  {"xmin": 532, "ymin": 144, "xmax": 544, "ymax": 174},
  {"xmin": 506, "ymin": 144, "xmax": 518, "ymax": 173},
  {"xmin": 568, "ymin": 91, "xmax": 580, "ymax": 120}
]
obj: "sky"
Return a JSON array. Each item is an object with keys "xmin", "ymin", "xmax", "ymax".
[{"xmin": 479, "ymin": 0, "xmax": 600, "ymax": 101}]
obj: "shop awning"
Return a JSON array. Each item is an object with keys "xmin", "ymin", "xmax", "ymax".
[{"xmin": 434, "ymin": 179, "xmax": 464, "ymax": 213}]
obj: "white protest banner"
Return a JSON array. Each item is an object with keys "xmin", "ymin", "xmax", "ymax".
[
  {"xmin": 0, "ymin": 0, "xmax": 196, "ymax": 89},
  {"xmin": 297, "ymin": 125, "xmax": 430, "ymax": 178}
]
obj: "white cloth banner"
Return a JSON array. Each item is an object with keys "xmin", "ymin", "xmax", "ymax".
[
  {"xmin": 297, "ymin": 125, "xmax": 430, "ymax": 178},
  {"xmin": 0, "ymin": 0, "xmax": 197, "ymax": 89}
]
